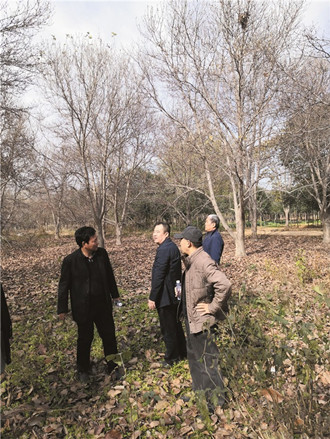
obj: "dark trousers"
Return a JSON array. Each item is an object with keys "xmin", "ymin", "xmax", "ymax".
[
  {"xmin": 185, "ymin": 322, "xmax": 225, "ymax": 408},
  {"xmin": 157, "ymin": 304, "xmax": 187, "ymax": 364},
  {"xmin": 76, "ymin": 299, "xmax": 117, "ymax": 372}
]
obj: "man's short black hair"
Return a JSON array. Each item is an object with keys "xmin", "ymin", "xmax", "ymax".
[
  {"xmin": 75, "ymin": 226, "xmax": 96, "ymax": 248},
  {"xmin": 154, "ymin": 222, "xmax": 171, "ymax": 235}
]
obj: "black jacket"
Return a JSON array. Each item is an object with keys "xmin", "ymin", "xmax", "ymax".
[
  {"xmin": 149, "ymin": 237, "xmax": 181, "ymax": 308},
  {"xmin": 1, "ymin": 284, "xmax": 12, "ymax": 366},
  {"xmin": 57, "ymin": 247, "xmax": 119, "ymax": 322}
]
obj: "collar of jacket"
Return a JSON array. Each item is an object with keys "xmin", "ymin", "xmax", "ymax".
[
  {"xmin": 78, "ymin": 247, "xmax": 99, "ymax": 259},
  {"xmin": 185, "ymin": 246, "xmax": 204, "ymax": 268},
  {"xmin": 206, "ymin": 229, "xmax": 216, "ymax": 237},
  {"xmin": 158, "ymin": 237, "xmax": 171, "ymax": 248}
]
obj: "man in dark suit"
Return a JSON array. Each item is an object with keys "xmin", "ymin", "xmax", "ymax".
[
  {"xmin": 57, "ymin": 226, "xmax": 121, "ymax": 382},
  {"xmin": 1, "ymin": 284, "xmax": 12, "ymax": 374},
  {"xmin": 148, "ymin": 222, "xmax": 186, "ymax": 367}
]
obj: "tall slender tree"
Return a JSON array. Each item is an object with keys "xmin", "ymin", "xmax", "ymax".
[{"xmin": 139, "ymin": 0, "xmax": 304, "ymax": 257}]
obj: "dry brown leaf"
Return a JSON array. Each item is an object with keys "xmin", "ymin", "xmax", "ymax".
[
  {"xmin": 150, "ymin": 362, "xmax": 161, "ymax": 369},
  {"xmin": 294, "ymin": 417, "xmax": 304, "ymax": 427},
  {"xmin": 38, "ymin": 344, "xmax": 47, "ymax": 355},
  {"xmin": 180, "ymin": 426, "xmax": 193, "ymax": 435},
  {"xmin": 318, "ymin": 370, "xmax": 330, "ymax": 386},
  {"xmin": 260, "ymin": 387, "xmax": 284, "ymax": 403},
  {"xmin": 154, "ymin": 400, "xmax": 168, "ymax": 411},
  {"xmin": 94, "ymin": 424, "xmax": 105, "ymax": 435},
  {"xmin": 149, "ymin": 420, "xmax": 160, "ymax": 428},
  {"xmin": 107, "ymin": 389, "xmax": 122, "ymax": 398},
  {"xmin": 104, "ymin": 430, "xmax": 122, "ymax": 439},
  {"xmin": 214, "ymin": 428, "xmax": 234, "ymax": 437}
]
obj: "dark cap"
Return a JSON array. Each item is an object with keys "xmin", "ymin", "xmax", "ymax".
[{"xmin": 174, "ymin": 226, "xmax": 203, "ymax": 245}]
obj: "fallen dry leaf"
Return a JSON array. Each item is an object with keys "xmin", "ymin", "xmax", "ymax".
[
  {"xmin": 318, "ymin": 370, "xmax": 330, "ymax": 386},
  {"xmin": 260, "ymin": 387, "xmax": 284, "ymax": 403}
]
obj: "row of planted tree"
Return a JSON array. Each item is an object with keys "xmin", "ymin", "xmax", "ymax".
[{"xmin": 1, "ymin": 0, "xmax": 329, "ymax": 257}]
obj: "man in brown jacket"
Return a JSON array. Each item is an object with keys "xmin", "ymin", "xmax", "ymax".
[{"xmin": 174, "ymin": 226, "xmax": 232, "ymax": 412}]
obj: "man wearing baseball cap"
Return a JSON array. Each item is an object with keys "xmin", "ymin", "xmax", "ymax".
[{"xmin": 174, "ymin": 225, "xmax": 232, "ymax": 412}]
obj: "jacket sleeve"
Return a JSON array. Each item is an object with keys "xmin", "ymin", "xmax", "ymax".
[
  {"xmin": 57, "ymin": 256, "xmax": 71, "ymax": 314},
  {"xmin": 1, "ymin": 284, "xmax": 12, "ymax": 338},
  {"xmin": 205, "ymin": 260, "xmax": 232, "ymax": 315},
  {"xmin": 149, "ymin": 247, "xmax": 169, "ymax": 303},
  {"xmin": 104, "ymin": 250, "xmax": 119, "ymax": 299}
]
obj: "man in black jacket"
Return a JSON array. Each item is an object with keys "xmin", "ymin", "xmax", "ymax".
[
  {"xmin": 148, "ymin": 222, "xmax": 186, "ymax": 367},
  {"xmin": 57, "ymin": 226, "xmax": 121, "ymax": 382},
  {"xmin": 1, "ymin": 284, "xmax": 12, "ymax": 375}
]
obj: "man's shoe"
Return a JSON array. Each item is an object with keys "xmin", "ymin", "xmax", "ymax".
[
  {"xmin": 107, "ymin": 360, "xmax": 119, "ymax": 374},
  {"xmin": 107, "ymin": 361, "xmax": 124, "ymax": 380},
  {"xmin": 111, "ymin": 366, "xmax": 124, "ymax": 381},
  {"xmin": 77, "ymin": 371, "xmax": 90, "ymax": 383},
  {"xmin": 161, "ymin": 360, "xmax": 172, "ymax": 368}
]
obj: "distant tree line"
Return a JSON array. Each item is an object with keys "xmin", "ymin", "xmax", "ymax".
[{"xmin": 1, "ymin": 0, "xmax": 329, "ymax": 256}]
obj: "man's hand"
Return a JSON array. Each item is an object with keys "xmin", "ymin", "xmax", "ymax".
[
  {"xmin": 58, "ymin": 313, "xmax": 67, "ymax": 320},
  {"xmin": 148, "ymin": 300, "xmax": 156, "ymax": 310},
  {"xmin": 195, "ymin": 303, "xmax": 210, "ymax": 316}
]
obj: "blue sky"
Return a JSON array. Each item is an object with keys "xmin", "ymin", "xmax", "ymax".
[{"xmin": 44, "ymin": 0, "xmax": 330, "ymax": 47}]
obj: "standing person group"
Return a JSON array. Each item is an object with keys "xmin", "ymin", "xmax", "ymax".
[{"xmin": 57, "ymin": 216, "xmax": 231, "ymax": 413}]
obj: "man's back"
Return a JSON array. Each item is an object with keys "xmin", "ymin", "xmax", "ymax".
[
  {"xmin": 151, "ymin": 237, "xmax": 181, "ymax": 307},
  {"xmin": 203, "ymin": 229, "xmax": 224, "ymax": 264}
]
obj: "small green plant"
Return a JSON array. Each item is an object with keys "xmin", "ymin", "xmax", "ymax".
[{"xmin": 295, "ymin": 249, "xmax": 314, "ymax": 284}]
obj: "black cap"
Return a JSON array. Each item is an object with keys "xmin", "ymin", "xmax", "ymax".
[{"xmin": 174, "ymin": 226, "xmax": 203, "ymax": 245}]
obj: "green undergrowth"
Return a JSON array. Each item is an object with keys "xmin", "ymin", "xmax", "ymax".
[{"xmin": 1, "ymin": 260, "xmax": 329, "ymax": 438}]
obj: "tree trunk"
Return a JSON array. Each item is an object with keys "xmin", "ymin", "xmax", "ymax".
[
  {"xmin": 284, "ymin": 206, "xmax": 290, "ymax": 227},
  {"xmin": 322, "ymin": 207, "xmax": 330, "ymax": 244},
  {"xmin": 249, "ymin": 185, "xmax": 258, "ymax": 239},
  {"xmin": 234, "ymin": 181, "xmax": 246, "ymax": 258},
  {"xmin": 115, "ymin": 222, "xmax": 122, "ymax": 246},
  {"xmin": 235, "ymin": 204, "xmax": 246, "ymax": 258},
  {"xmin": 54, "ymin": 218, "xmax": 60, "ymax": 239},
  {"xmin": 95, "ymin": 219, "xmax": 105, "ymax": 248}
]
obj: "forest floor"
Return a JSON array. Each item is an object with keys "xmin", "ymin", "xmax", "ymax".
[{"xmin": 1, "ymin": 230, "xmax": 329, "ymax": 438}]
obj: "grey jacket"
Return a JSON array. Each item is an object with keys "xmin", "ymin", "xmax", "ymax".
[{"xmin": 183, "ymin": 247, "xmax": 232, "ymax": 334}]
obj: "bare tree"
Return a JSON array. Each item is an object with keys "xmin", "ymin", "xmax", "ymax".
[
  {"xmin": 138, "ymin": 0, "xmax": 304, "ymax": 257},
  {"xmin": 278, "ymin": 78, "xmax": 330, "ymax": 241},
  {"xmin": 41, "ymin": 36, "xmax": 154, "ymax": 246},
  {"xmin": 0, "ymin": 110, "xmax": 37, "ymax": 231},
  {"xmin": 105, "ymin": 84, "xmax": 155, "ymax": 244},
  {"xmin": 34, "ymin": 142, "xmax": 74, "ymax": 238},
  {"xmin": 0, "ymin": 0, "xmax": 51, "ymax": 113}
]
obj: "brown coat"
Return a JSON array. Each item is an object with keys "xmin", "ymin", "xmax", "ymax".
[{"xmin": 183, "ymin": 247, "xmax": 232, "ymax": 334}]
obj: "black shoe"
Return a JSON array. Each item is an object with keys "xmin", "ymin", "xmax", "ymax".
[
  {"xmin": 77, "ymin": 371, "xmax": 90, "ymax": 383},
  {"xmin": 161, "ymin": 360, "xmax": 172, "ymax": 368},
  {"xmin": 107, "ymin": 360, "xmax": 118, "ymax": 374},
  {"xmin": 111, "ymin": 366, "xmax": 124, "ymax": 381},
  {"xmin": 107, "ymin": 361, "xmax": 124, "ymax": 380}
]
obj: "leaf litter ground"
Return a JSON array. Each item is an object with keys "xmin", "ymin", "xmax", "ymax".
[{"xmin": 1, "ymin": 231, "xmax": 329, "ymax": 438}]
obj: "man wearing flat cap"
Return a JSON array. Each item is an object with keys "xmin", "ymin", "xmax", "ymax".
[{"xmin": 174, "ymin": 225, "xmax": 232, "ymax": 412}]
